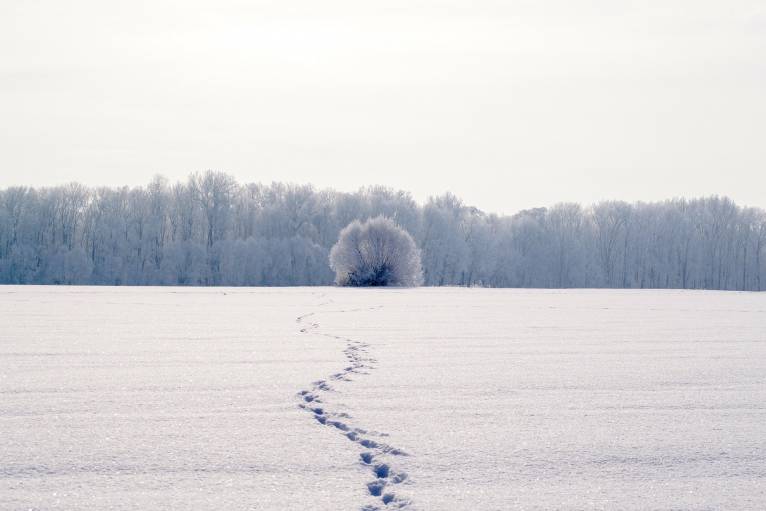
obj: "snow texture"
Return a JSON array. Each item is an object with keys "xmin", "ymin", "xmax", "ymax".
[{"xmin": 1, "ymin": 287, "xmax": 765, "ymax": 510}]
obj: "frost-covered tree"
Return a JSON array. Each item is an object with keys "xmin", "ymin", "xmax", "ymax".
[
  {"xmin": 1, "ymin": 176, "xmax": 765, "ymax": 289},
  {"xmin": 329, "ymin": 216, "xmax": 422, "ymax": 287}
]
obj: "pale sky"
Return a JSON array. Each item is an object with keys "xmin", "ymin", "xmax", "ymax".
[{"xmin": 1, "ymin": 1, "xmax": 764, "ymax": 214}]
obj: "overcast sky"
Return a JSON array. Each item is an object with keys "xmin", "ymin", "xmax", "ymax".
[{"xmin": 1, "ymin": 1, "xmax": 764, "ymax": 214}]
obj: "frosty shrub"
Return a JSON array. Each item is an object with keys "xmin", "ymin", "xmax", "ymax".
[{"xmin": 329, "ymin": 216, "xmax": 423, "ymax": 287}]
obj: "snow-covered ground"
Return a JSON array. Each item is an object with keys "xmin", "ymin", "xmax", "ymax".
[{"xmin": 1, "ymin": 287, "xmax": 765, "ymax": 510}]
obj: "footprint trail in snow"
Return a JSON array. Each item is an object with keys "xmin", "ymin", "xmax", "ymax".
[{"xmin": 296, "ymin": 302, "xmax": 413, "ymax": 510}]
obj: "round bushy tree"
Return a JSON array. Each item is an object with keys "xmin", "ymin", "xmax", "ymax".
[{"xmin": 329, "ymin": 216, "xmax": 422, "ymax": 287}]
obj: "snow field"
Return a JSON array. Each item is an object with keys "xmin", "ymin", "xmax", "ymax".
[{"xmin": 2, "ymin": 287, "xmax": 765, "ymax": 510}]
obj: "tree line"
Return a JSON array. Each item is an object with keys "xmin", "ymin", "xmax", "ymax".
[{"xmin": 0, "ymin": 171, "xmax": 764, "ymax": 290}]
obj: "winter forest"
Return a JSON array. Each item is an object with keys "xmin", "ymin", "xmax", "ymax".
[{"xmin": 0, "ymin": 171, "xmax": 764, "ymax": 290}]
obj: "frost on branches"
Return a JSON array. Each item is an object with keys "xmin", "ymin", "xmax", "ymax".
[{"xmin": 329, "ymin": 216, "xmax": 423, "ymax": 287}]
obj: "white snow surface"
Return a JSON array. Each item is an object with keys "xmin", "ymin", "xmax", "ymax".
[{"xmin": 1, "ymin": 286, "xmax": 765, "ymax": 510}]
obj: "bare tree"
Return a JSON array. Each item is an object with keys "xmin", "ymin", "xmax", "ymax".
[
  {"xmin": 189, "ymin": 171, "xmax": 238, "ymax": 250},
  {"xmin": 592, "ymin": 201, "xmax": 631, "ymax": 287}
]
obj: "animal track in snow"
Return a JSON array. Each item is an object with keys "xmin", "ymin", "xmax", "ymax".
[{"xmin": 295, "ymin": 303, "xmax": 412, "ymax": 509}]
